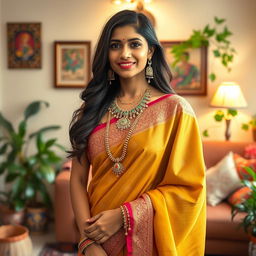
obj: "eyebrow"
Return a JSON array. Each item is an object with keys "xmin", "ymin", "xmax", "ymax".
[{"xmin": 110, "ymin": 37, "xmax": 143, "ymax": 42}]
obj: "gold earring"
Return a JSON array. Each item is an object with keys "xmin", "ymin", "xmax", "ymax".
[
  {"xmin": 108, "ymin": 69, "xmax": 115, "ymax": 85},
  {"xmin": 145, "ymin": 59, "xmax": 153, "ymax": 83}
]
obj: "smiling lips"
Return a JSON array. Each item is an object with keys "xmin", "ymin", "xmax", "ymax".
[{"xmin": 118, "ymin": 62, "xmax": 135, "ymax": 69}]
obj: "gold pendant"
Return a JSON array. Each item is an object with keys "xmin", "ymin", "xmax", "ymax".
[
  {"xmin": 113, "ymin": 162, "xmax": 124, "ymax": 176},
  {"xmin": 116, "ymin": 117, "xmax": 131, "ymax": 130}
]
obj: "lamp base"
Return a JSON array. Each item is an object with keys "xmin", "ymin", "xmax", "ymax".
[{"xmin": 225, "ymin": 119, "xmax": 231, "ymax": 141}]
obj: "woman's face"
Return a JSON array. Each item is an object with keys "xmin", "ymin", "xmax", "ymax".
[{"xmin": 108, "ymin": 25, "xmax": 153, "ymax": 80}]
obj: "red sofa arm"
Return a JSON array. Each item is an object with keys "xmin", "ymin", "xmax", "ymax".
[{"xmin": 54, "ymin": 170, "xmax": 80, "ymax": 243}]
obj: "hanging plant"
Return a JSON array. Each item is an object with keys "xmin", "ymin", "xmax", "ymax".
[{"xmin": 171, "ymin": 17, "xmax": 236, "ymax": 81}]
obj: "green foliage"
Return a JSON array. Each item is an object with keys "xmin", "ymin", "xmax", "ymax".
[
  {"xmin": 202, "ymin": 129, "xmax": 209, "ymax": 137},
  {"xmin": 227, "ymin": 109, "xmax": 238, "ymax": 117},
  {"xmin": 242, "ymin": 114, "xmax": 256, "ymax": 131},
  {"xmin": 231, "ymin": 167, "xmax": 256, "ymax": 237},
  {"xmin": 171, "ymin": 16, "xmax": 236, "ymax": 81},
  {"xmin": 214, "ymin": 110, "xmax": 225, "ymax": 122},
  {"xmin": 203, "ymin": 108, "xmax": 238, "ymax": 137},
  {"xmin": 0, "ymin": 101, "xmax": 65, "ymax": 211}
]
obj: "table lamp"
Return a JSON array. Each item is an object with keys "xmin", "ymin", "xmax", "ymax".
[{"xmin": 210, "ymin": 82, "xmax": 247, "ymax": 141}]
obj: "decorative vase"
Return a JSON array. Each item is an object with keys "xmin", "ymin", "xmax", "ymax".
[
  {"xmin": 26, "ymin": 205, "xmax": 48, "ymax": 234},
  {"xmin": 0, "ymin": 225, "xmax": 33, "ymax": 256},
  {"xmin": 249, "ymin": 236, "xmax": 256, "ymax": 256},
  {"xmin": 0, "ymin": 204, "xmax": 25, "ymax": 225}
]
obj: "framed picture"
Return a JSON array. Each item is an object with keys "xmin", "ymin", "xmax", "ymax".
[
  {"xmin": 161, "ymin": 41, "xmax": 207, "ymax": 96},
  {"xmin": 7, "ymin": 23, "xmax": 41, "ymax": 69},
  {"xmin": 54, "ymin": 41, "xmax": 91, "ymax": 88}
]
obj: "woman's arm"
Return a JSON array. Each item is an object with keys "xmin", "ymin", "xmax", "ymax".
[
  {"xmin": 70, "ymin": 155, "xmax": 91, "ymax": 236},
  {"xmin": 70, "ymin": 155, "xmax": 107, "ymax": 255}
]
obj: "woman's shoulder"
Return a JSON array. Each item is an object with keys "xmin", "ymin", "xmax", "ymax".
[{"xmin": 160, "ymin": 93, "xmax": 195, "ymax": 117}]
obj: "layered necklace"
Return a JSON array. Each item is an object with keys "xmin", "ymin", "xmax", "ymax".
[
  {"xmin": 108, "ymin": 89, "xmax": 151, "ymax": 130},
  {"xmin": 105, "ymin": 88, "xmax": 151, "ymax": 176}
]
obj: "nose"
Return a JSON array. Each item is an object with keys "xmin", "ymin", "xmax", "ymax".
[{"xmin": 120, "ymin": 45, "xmax": 131, "ymax": 59}]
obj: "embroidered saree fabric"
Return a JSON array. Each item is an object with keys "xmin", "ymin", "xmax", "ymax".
[{"xmin": 87, "ymin": 94, "xmax": 206, "ymax": 256}]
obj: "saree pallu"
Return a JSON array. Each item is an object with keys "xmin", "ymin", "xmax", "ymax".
[{"xmin": 87, "ymin": 94, "xmax": 206, "ymax": 256}]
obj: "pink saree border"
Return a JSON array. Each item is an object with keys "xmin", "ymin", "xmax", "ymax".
[
  {"xmin": 124, "ymin": 194, "xmax": 154, "ymax": 256},
  {"xmin": 100, "ymin": 194, "xmax": 154, "ymax": 256},
  {"xmin": 90, "ymin": 93, "xmax": 173, "ymax": 135},
  {"xmin": 102, "ymin": 229, "xmax": 126, "ymax": 256}
]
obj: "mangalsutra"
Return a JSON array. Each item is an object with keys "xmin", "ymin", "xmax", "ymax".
[
  {"xmin": 108, "ymin": 89, "xmax": 151, "ymax": 130},
  {"xmin": 105, "ymin": 111, "xmax": 142, "ymax": 177}
]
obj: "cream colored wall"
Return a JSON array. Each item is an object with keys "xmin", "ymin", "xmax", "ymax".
[{"xmin": 1, "ymin": 0, "xmax": 256, "ymax": 150}]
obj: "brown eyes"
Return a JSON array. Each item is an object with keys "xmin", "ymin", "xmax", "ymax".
[{"xmin": 109, "ymin": 41, "xmax": 142, "ymax": 49}]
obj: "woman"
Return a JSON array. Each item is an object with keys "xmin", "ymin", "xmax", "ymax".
[{"xmin": 69, "ymin": 10, "xmax": 206, "ymax": 256}]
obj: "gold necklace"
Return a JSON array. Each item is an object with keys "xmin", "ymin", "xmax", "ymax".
[
  {"xmin": 104, "ymin": 111, "xmax": 142, "ymax": 176},
  {"xmin": 108, "ymin": 89, "xmax": 151, "ymax": 130}
]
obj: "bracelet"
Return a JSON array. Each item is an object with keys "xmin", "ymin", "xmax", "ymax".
[
  {"xmin": 123, "ymin": 204, "xmax": 131, "ymax": 232},
  {"xmin": 120, "ymin": 205, "xmax": 128, "ymax": 235},
  {"xmin": 78, "ymin": 237, "xmax": 95, "ymax": 255},
  {"xmin": 120, "ymin": 204, "xmax": 131, "ymax": 236}
]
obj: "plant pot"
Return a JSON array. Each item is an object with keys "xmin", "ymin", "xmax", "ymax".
[
  {"xmin": 26, "ymin": 205, "xmax": 48, "ymax": 234},
  {"xmin": 0, "ymin": 225, "xmax": 33, "ymax": 256},
  {"xmin": 0, "ymin": 204, "xmax": 25, "ymax": 225}
]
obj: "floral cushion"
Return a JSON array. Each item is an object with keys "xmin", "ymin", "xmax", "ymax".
[
  {"xmin": 244, "ymin": 143, "xmax": 256, "ymax": 159},
  {"xmin": 233, "ymin": 153, "xmax": 256, "ymax": 180}
]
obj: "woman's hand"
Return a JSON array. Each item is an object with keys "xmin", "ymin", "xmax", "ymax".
[
  {"xmin": 84, "ymin": 208, "xmax": 123, "ymax": 244},
  {"xmin": 84, "ymin": 243, "xmax": 107, "ymax": 256}
]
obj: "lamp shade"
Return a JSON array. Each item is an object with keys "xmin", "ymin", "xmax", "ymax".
[{"xmin": 210, "ymin": 82, "xmax": 247, "ymax": 108}]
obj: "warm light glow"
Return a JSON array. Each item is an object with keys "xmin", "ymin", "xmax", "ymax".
[
  {"xmin": 111, "ymin": 0, "xmax": 152, "ymax": 4},
  {"xmin": 111, "ymin": 0, "xmax": 122, "ymax": 4},
  {"xmin": 210, "ymin": 82, "xmax": 247, "ymax": 109}
]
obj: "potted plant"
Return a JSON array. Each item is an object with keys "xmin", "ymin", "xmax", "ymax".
[
  {"xmin": 231, "ymin": 167, "xmax": 256, "ymax": 255},
  {"xmin": 0, "ymin": 101, "xmax": 65, "ymax": 232},
  {"xmin": 242, "ymin": 115, "xmax": 256, "ymax": 142}
]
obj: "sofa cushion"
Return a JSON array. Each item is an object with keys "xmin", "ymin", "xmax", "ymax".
[
  {"xmin": 207, "ymin": 202, "xmax": 248, "ymax": 241},
  {"xmin": 228, "ymin": 186, "xmax": 251, "ymax": 206},
  {"xmin": 206, "ymin": 152, "xmax": 242, "ymax": 206}
]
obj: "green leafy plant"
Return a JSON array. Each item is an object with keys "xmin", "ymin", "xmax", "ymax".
[
  {"xmin": 171, "ymin": 17, "xmax": 236, "ymax": 81},
  {"xmin": 242, "ymin": 115, "xmax": 256, "ymax": 131},
  {"xmin": 202, "ymin": 109, "xmax": 238, "ymax": 137},
  {"xmin": 0, "ymin": 101, "xmax": 65, "ymax": 211},
  {"xmin": 231, "ymin": 167, "xmax": 256, "ymax": 237}
]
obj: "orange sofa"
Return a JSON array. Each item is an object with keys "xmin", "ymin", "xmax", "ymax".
[{"xmin": 55, "ymin": 140, "xmax": 250, "ymax": 255}]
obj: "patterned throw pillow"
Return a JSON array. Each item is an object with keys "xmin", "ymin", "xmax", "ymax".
[
  {"xmin": 233, "ymin": 153, "xmax": 256, "ymax": 180},
  {"xmin": 228, "ymin": 186, "xmax": 252, "ymax": 206}
]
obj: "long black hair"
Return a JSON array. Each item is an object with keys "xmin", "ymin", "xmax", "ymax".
[{"xmin": 69, "ymin": 10, "xmax": 175, "ymax": 160}]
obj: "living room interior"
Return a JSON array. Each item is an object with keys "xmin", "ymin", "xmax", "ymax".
[{"xmin": 0, "ymin": 0, "xmax": 256, "ymax": 255}]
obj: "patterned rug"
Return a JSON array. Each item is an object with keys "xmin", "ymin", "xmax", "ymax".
[
  {"xmin": 39, "ymin": 243, "xmax": 77, "ymax": 256},
  {"xmin": 39, "ymin": 244, "xmax": 223, "ymax": 256}
]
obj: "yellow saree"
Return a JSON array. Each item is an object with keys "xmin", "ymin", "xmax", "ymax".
[{"xmin": 87, "ymin": 94, "xmax": 206, "ymax": 256}]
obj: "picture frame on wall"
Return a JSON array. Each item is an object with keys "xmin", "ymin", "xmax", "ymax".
[
  {"xmin": 54, "ymin": 41, "xmax": 91, "ymax": 88},
  {"xmin": 161, "ymin": 41, "xmax": 207, "ymax": 96},
  {"xmin": 7, "ymin": 22, "xmax": 41, "ymax": 69}
]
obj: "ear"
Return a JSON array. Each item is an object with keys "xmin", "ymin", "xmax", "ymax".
[{"xmin": 148, "ymin": 46, "xmax": 155, "ymax": 59}]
